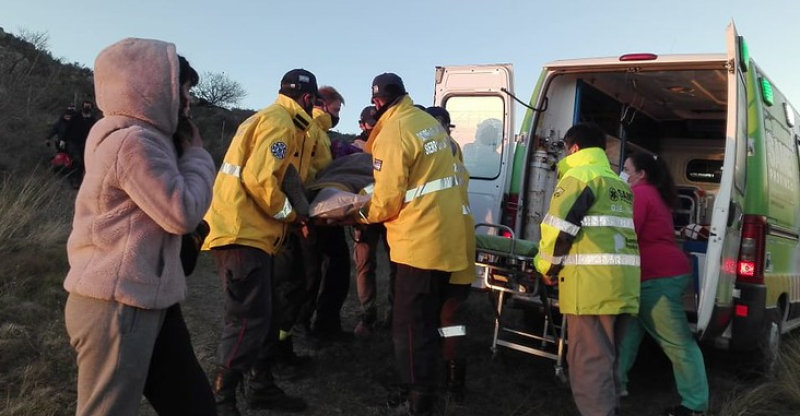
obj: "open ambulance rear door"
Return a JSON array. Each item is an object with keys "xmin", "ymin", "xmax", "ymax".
[
  {"xmin": 696, "ymin": 22, "xmax": 748, "ymax": 338},
  {"xmin": 433, "ymin": 64, "xmax": 515, "ymax": 234}
]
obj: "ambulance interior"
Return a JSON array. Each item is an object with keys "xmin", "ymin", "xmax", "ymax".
[
  {"xmin": 535, "ymin": 66, "xmax": 729, "ymax": 317},
  {"xmin": 539, "ymin": 67, "xmax": 728, "ymax": 229}
]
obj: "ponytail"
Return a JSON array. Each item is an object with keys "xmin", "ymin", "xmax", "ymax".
[{"xmin": 628, "ymin": 153, "xmax": 678, "ymax": 209}]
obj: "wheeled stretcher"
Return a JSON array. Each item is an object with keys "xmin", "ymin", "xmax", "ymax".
[{"xmin": 474, "ymin": 223, "xmax": 567, "ymax": 382}]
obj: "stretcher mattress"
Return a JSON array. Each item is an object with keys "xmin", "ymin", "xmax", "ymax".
[{"xmin": 475, "ymin": 234, "xmax": 538, "ymax": 258}]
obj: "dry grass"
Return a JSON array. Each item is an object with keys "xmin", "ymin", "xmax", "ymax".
[
  {"xmin": 0, "ymin": 170, "xmax": 74, "ymax": 416},
  {"xmin": 717, "ymin": 336, "xmax": 800, "ymax": 416},
  {"xmin": 0, "ymin": 169, "xmax": 72, "ymax": 254}
]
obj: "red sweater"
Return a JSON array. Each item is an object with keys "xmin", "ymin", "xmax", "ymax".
[{"xmin": 632, "ymin": 181, "xmax": 691, "ymax": 281}]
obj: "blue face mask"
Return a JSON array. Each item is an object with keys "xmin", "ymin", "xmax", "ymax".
[{"xmin": 619, "ymin": 171, "xmax": 630, "ymax": 183}]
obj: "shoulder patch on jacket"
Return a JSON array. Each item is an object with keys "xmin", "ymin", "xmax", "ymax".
[
  {"xmin": 271, "ymin": 141, "xmax": 288, "ymax": 159},
  {"xmin": 373, "ymin": 158, "xmax": 383, "ymax": 171},
  {"xmin": 553, "ymin": 187, "xmax": 565, "ymax": 198}
]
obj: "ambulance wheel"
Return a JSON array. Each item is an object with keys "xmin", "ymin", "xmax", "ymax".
[{"xmin": 757, "ymin": 308, "xmax": 783, "ymax": 378}]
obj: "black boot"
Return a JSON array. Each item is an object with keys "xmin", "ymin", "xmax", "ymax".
[
  {"xmin": 444, "ymin": 359, "xmax": 466, "ymax": 403},
  {"xmin": 273, "ymin": 336, "xmax": 315, "ymax": 381},
  {"xmin": 212, "ymin": 367, "xmax": 242, "ymax": 416},
  {"xmin": 247, "ymin": 361, "xmax": 308, "ymax": 412},
  {"xmin": 386, "ymin": 384, "xmax": 410, "ymax": 409},
  {"xmin": 408, "ymin": 389, "xmax": 435, "ymax": 416}
]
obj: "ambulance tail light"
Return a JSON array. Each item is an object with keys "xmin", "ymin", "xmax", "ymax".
[{"xmin": 736, "ymin": 215, "xmax": 766, "ymax": 285}]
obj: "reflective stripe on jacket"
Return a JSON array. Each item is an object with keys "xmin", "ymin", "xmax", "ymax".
[
  {"xmin": 363, "ymin": 96, "xmax": 470, "ymax": 272},
  {"xmin": 534, "ymin": 147, "xmax": 640, "ymax": 315},
  {"xmin": 203, "ymin": 94, "xmax": 313, "ymax": 255}
]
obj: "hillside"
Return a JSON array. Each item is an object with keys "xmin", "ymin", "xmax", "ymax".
[
  {"xmin": 0, "ymin": 28, "xmax": 93, "ymax": 172},
  {"xmin": 0, "ymin": 27, "xmax": 253, "ymax": 173},
  {"xmin": 0, "ymin": 27, "xmax": 358, "ymax": 175}
]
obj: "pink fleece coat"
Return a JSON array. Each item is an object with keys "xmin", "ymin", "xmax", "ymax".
[{"xmin": 64, "ymin": 38, "xmax": 216, "ymax": 309}]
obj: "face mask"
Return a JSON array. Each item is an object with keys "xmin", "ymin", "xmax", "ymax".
[
  {"xmin": 303, "ymin": 97, "xmax": 314, "ymax": 116},
  {"xmin": 619, "ymin": 171, "xmax": 630, "ymax": 183},
  {"xmin": 330, "ymin": 116, "xmax": 340, "ymax": 128}
]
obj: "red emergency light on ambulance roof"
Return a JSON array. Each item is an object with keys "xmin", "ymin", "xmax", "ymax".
[{"xmin": 619, "ymin": 53, "xmax": 658, "ymax": 62}]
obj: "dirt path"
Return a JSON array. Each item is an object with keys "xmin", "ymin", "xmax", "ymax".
[{"xmin": 143, "ymin": 246, "xmax": 746, "ymax": 416}]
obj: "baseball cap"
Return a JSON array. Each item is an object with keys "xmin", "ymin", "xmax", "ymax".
[
  {"xmin": 280, "ymin": 68, "xmax": 319, "ymax": 96},
  {"xmin": 371, "ymin": 72, "xmax": 406, "ymax": 98},
  {"xmin": 426, "ymin": 106, "xmax": 455, "ymax": 128},
  {"xmin": 359, "ymin": 105, "xmax": 377, "ymax": 126}
]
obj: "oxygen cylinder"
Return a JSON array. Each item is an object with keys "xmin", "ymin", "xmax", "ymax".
[{"xmin": 524, "ymin": 148, "xmax": 556, "ymax": 242}]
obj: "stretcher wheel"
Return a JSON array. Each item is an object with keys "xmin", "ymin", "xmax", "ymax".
[{"xmin": 555, "ymin": 366, "xmax": 569, "ymax": 386}]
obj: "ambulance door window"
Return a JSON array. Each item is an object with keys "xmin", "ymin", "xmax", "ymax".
[{"xmin": 444, "ymin": 95, "xmax": 505, "ymax": 179}]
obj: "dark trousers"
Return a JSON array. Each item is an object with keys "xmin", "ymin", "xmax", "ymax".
[
  {"xmin": 212, "ymin": 245, "xmax": 274, "ymax": 373},
  {"xmin": 305, "ymin": 226, "xmax": 351, "ymax": 332},
  {"xmin": 353, "ymin": 224, "xmax": 396, "ymax": 323},
  {"xmin": 65, "ymin": 141, "xmax": 85, "ymax": 186},
  {"xmin": 393, "ymin": 264, "xmax": 451, "ymax": 392},
  {"xmin": 440, "ymin": 283, "xmax": 471, "ymax": 361},
  {"xmin": 144, "ymin": 304, "xmax": 216, "ymax": 416},
  {"xmin": 273, "ymin": 233, "xmax": 317, "ymax": 333}
]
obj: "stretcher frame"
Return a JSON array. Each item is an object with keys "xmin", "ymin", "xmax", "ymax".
[{"xmin": 474, "ymin": 223, "xmax": 567, "ymax": 382}]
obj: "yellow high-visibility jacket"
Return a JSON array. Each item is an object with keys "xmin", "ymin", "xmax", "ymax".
[
  {"xmin": 284, "ymin": 108, "xmax": 318, "ymax": 184},
  {"xmin": 363, "ymin": 127, "xmax": 378, "ymax": 155},
  {"xmin": 534, "ymin": 147, "xmax": 640, "ymax": 315},
  {"xmin": 449, "ymin": 139, "xmax": 477, "ymax": 285},
  {"xmin": 203, "ymin": 95, "xmax": 313, "ymax": 255},
  {"xmin": 361, "ymin": 96, "xmax": 470, "ymax": 272},
  {"xmin": 306, "ymin": 108, "xmax": 333, "ymax": 182}
]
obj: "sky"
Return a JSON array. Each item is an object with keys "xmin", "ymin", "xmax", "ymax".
[{"xmin": 2, "ymin": 0, "xmax": 799, "ymax": 135}]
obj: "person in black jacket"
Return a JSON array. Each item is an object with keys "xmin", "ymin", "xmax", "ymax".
[
  {"xmin": 62, "ymin": 100, "xmax": 97, "ymax": 187},
  {"xmin": 45, "ymin": 108, "xmax": 75, "ymax": 149}
]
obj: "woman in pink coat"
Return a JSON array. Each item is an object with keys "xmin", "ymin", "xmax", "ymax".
[{"xmin": 63, "ymin": 38, "xmax": 216, "ymax": 416}]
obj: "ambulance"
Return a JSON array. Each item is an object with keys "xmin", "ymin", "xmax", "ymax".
[{"xmin": 435, "ymin": 23, "xmax": 800, "ymax": 365}]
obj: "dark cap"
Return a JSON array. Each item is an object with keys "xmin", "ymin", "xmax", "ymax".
[
  {"xmin": 359, "ymin": 105, "xmax": 377, "ymax": 126},
  {"xmin": 280, "ymin": 68, "xmax": 319, "ymax": 96},
  {"xmin": 426, "ymin": 106, "xmax": 455, "ymax": 128},
  {"xmin": 371, "ymin": 72, "xmax": 406, "ymax": 98}
]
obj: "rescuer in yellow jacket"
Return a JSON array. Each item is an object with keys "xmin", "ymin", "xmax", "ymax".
[
  {"xmin": 270, "ymin": 85, "xmax": 353, "ymax": 376},
  {"xmin": 358, "ymin": 73, "xmax": 470, "ymax": 416},
  {"xmin": 534, "ymin": 122, "xmax": 640, "ymax": 416},
  {"xmin": 425, "ymin": 105, "xmax": 476, "ymax": 406},
  {"xmin": 203, "ymin": 69, "xmax": 318, "ymax": 416},
  {"xmin": 254, "ymin": 88, "xmax": 341, "ymax": 382}
]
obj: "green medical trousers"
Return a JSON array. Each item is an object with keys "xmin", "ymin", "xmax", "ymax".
[{"xmin": 618, "ymin": 274, "xmax": 709, "ymax": 412}]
